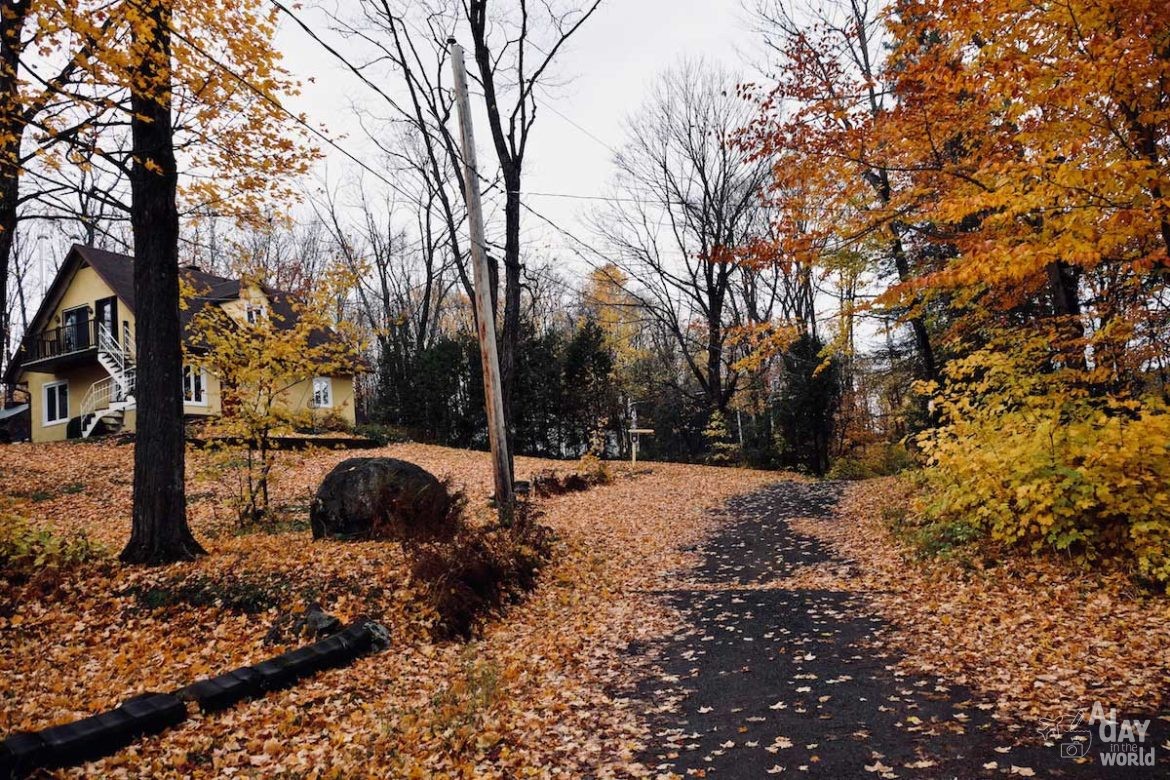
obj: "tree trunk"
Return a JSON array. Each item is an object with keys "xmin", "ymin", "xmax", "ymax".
[
  {"xmin": 1046, "ymin": 260, "xmax": 1088, "ymax": 371},
  {"xmin": 120, "ymin": 0, "xmax": 204, "ymax": 565},
  {"xmin": 889, "ymin": 231, "xmax": 938, "ymax": 380},
  {"xmin": 707, "ymin": 312, "xmax": 724, "ymax": 413},
  {"xmin": 0, "ymin": 1, "xmax": 29, "ymax": 398},
  {"xmin": 0, "ymin": 164, "xmax": 16, "ymax": 396},
  {"xmin": 499, "ymin": 168, "xmax": 521, "ymax": 472},
  {"xmin": 874, "ymin": 165, "xmax": 938, "ymax": 381}
]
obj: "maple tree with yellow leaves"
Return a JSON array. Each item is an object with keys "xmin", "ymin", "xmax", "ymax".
[
  {"xmin": 186, "ymin": 266, "xmax": 364, "ymax": 526},
  {"xmin": 0, "ymin": 0, "xmax": 316, "ymax": 393}
]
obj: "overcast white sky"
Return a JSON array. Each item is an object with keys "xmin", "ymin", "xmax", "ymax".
[{"xmin": 275, "ymin": 0, "xmax": 760, "ymax": 269}]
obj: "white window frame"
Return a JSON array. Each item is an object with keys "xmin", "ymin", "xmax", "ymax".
[
  {"xmin": 43, "ymin": 380, "xmax": 69, "ymax": 426},
  {"xmin": 312, "ymin": 377, "xmax": 333, "ymax": 409},
  {"xmin": 182, "ymin": 365, "xmax": 209, "ymax": 406},
  {"xmin": 245, "ymin": 304, "xmax": 267, "ymax": 324}
]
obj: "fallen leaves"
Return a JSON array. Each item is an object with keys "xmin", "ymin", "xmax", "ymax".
[
  {"xmin": 903, "ymin": 758, "xmax": 936, "ymax": 768},
  {"xmin": 0, "ymin": 440, "xmax": 778, "ymax": 776},
  {"xmin": 790, "ymin": 478, "xmax": 1170, "ymax": 734}
]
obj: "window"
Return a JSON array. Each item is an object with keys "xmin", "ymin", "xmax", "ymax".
[
  {"xmin": 182, "ymin": 366, "xmax": 208, "ymax": 405},
  {"xmin": 245, "ymin": 304, "xmax": 267, "ymax": 324},
  {"xmin": 312, "ymin": 377, "xmax": 333, "ymax": 409},
  {"xmin": 44, "ymin": 381, "xmax": 69, "ymax": 425}
]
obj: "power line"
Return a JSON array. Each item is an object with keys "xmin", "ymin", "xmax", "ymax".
[
  {"xmin": 271, "ymin": 2, "xmax": 633, "ymax": 206},
  {"xmin": 477, "ymin": 23, "xmax": 621, "ymax": 157},
  {"xmin": 164, "ymin": 18, "xmax": 521, "ymax": 257},
  {"xmin": 517, "ymin": 190, "xmax": 651, "ymax": 205},
  {"xmin": 535, "ymin": 93, "xmax": 621, "ymax": 157},
  {"xmin": 170, "ymin": 24, "xmax": 411, "ymax": 201},
  {"xmin": 271, "ymin": 0, "xmax": 411, "ymax": 122},
  {"xmin": 270, "ymin": 1, "xmax": 522, "ymax": 230},
  {"xmin": 189, "ymin": 5, "xmax": 626, "ymax": 267}
]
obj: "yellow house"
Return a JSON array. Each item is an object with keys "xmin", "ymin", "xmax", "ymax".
[{"xmin": 3, "ymin": 245, "xmax": 357, "ymax": 443}]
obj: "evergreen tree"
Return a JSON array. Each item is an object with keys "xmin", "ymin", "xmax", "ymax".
[{"xmin": 774, "ymin": 334, "xmax": 842, "ymax": 476}]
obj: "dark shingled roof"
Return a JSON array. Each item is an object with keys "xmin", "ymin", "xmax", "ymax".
[
  {"xmin": 85, "ymin": 246, "xmax": 349, "ymax": 353},
  {"xmin": 73, "ymin": 245, "xmax": 139, "ymax": 309},
  {"xmin": 76, "ymin": 245, "xmax": 241, "ymax": 314}
]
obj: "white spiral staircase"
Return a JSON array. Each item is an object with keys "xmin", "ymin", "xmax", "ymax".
[{"xmin": 79, "ymin": 325, "xmax": 136, "ymax": 438}]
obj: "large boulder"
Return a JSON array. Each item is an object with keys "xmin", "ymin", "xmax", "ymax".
[{"xmin": 310, "ymin": 458, "xmax": 457, "ymax": 543}]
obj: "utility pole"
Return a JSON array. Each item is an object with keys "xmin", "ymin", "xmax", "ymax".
[{"xmin": 449, "ymin": 38, "xmax": 515, "ymax": 519}]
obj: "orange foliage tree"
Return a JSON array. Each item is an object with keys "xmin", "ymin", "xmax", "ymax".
[
  {"xmin": 879, "ymin": 0, "xmax": 1170, "ymax": 373},
  {"xmin": 747, "ymin": 0, "xmax": 1170, "ymax": 580},
  {"xmin": 0, "ymin": 0, "xmax": 317, "ymax": 563}
]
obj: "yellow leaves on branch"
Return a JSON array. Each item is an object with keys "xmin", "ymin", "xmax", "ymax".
[
  {"xmin": 911, "ymin": 329, "xmax": 1170, "ymax": 588},
  {"xmin": 728, "ymin": 322, "xmax": 801, "ymax": 374},
  {"xmin": 185, "ymin": 263, "xmax": 364, "ymax": 522},
  {"xmin": 189, "ymin": 267, "xmax": 363, "ymax": 413},
  {"xmin": 9, "ymin": 0, "xmax": 317, "ymax": 221}
]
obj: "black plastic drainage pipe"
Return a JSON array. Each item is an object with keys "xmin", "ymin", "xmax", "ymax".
[{"xmin": 0, "ymin": 620, "xmax": 385, "ymax": 779}]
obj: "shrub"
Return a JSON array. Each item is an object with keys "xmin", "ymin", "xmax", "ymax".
[
  {"xmin": 304, "ymin": 411, "xmax": 354, "ymax": 434},
  {"xmin": 532, "ymin": 455, "xmax": 612, "ymax": 497},
  {"xmin": 355, "ymin": 423, "xmax": 411, "ymax": 446},
  {"xmin": 913, "ymin": 335, "xmax": 1170, "ymax": 588},
  {"xmin": 829, "ymin": 442, "xmax": 915, "ymax": 480},
  {"xmin": 407, "ymin": 523, "xmax": 555, "ymax": 640},
  {"xmin": 0, "ymin": 511, "xmax": 105, "ymax": 583},
  {"xmin": 576, "ymin": 453, "xmax": 612, "ymax": 485},
  {"xmin": 889, "ymin": 511, "xmax": 983, "ymax": 559},
  {"xmin": 703, "ymin": 410, "xmax": 742, "ymax": 466}
]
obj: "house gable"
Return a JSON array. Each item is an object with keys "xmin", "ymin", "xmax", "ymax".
[
  {"xmin": 5, "ymin": 248, "xmax": 130, "ymax": 387},
  {"xmin": 21, "ymin": 247, "xmax": 126, "ymax": 349}
]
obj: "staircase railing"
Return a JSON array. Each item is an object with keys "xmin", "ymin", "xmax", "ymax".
[
  {"xmin": 96, "ymin": 323, "xmax": 136, "ymax": 395},
  {"xmin": 79, "ymin": 369, "xmax": 136, "ymax": 438},
  {"xmin": 97, "ymin": 323, "xmax": 134, "ymax": 370},
  {"xmin": 79, "ymin": 367, "xmax": 136, "ymax": 419},
  {"xmin": 79, "ymin": 376, "xmax": 121, "ymax": 420}
]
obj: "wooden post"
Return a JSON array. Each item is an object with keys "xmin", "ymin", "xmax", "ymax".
[
  {"xmin": 630, "ymin": 400, "xmax": 638, "ymax": 467},
  {"xmin": 449, "ymin": 38, "xmax": 514, "ymax": 517}
]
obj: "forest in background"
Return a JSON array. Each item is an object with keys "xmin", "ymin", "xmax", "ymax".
[{"xmin": 1, "ymin": 0, "xmax": 1167, "ymax": 582}]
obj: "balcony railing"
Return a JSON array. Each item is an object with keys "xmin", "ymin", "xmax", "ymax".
[{"xmin": 20, "ymin": 318, "xmax": 103, "ymax": 364}]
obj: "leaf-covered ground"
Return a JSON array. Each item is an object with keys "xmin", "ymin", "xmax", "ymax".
[
  {"xmin": 2, "ymin": 445, "xmax": 1168, "ymax": 777},
  {"xmin": 819, "ymin": 480, "xmax": 1170, "ymax": 732},
  {"xmin": 0, "ymin": 441, "xmax": 777, "ymax": 777}
]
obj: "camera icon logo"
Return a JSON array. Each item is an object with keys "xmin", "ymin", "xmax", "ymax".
[
  {"xmin": 1040, "ymin": 708, "xmax": 1094, "ymax": 762},
  {"xmin": 1060, "ymin": 738, "xmax": 1091, "ymax": 759}
]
